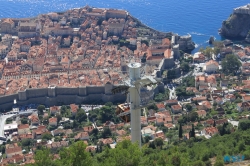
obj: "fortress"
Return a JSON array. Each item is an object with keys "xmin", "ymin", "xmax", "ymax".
[
  {"xmin": 233, "ymin": 4, "xmax": 250, "ymax": 15},
  {"xmin": 0, "ymin": 82, "xmax": 162, "ymax": 111}
]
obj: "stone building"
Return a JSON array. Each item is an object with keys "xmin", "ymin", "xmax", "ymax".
[
  {"xmin": 108, "ymin": 23, "xmax": 124, "ymax": 36},
  {"xmin": 106, "ymin": 9, "xmax": 128, "ymax": 19},
  {"xmin": 18, "ymin": 21, "xmax": 40, "ymax": 38},
  {"xmin": 0, "ymin": 18, "xmax": 15, "ymax": 34}
]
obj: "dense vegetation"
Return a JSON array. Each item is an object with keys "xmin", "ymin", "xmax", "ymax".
[
  {"xmin": 28, "ymin": 127, "xmax": 250, "ymax": 166},
  {"xmin": 154, "ymin": 88, "xmax": 170, "ymax": 102},
  {"xmin": 175, "ymin": 76, "xmax": 195, "ymax": 98},
  {"xmin": 221, "ymin": 54, "xmax": 241, "ymax": 75}
]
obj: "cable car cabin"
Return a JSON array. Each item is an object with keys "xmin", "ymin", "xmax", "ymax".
[{"xmin": 116, "ymin": 103, "xmax": 130, "ymax": 123}]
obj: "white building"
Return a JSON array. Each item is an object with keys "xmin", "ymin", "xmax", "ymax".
[{"xmin": 203, "ymin": 60, "xmax": 219, "ymax": 73}]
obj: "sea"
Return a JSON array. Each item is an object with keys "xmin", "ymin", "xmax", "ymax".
[{"xmin": 0, "ymin": 0, "xmax": 249, "ymax": 53}]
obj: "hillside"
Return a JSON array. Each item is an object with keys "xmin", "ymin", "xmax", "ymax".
[{"xmin": 27, "ymin": 128, "xmax": 250, "ymax": 166}]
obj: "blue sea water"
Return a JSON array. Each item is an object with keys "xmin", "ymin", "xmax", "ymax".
[{"xmin": 0, "ymin": 0, "xmax": 249, "ymax": 52}]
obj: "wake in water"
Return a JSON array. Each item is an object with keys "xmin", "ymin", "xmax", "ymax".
[{"xmin": 189, "ymin": 32, "xmax": 211, "ymax": 37}]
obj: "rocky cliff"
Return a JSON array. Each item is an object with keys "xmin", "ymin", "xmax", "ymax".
[{"xmin": 220, "ymin": 7, "xmax": 250, "ymax": 39}]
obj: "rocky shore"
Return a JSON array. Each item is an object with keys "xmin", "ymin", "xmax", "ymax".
[{"xmin": 219, "ymin": 4, "xmax": 250, "ymax": 42}]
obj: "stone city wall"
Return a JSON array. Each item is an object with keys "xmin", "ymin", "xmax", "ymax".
[
  {"xmin": 0, "ymin": 84, "xmax": 160, "ymax": 111},
  {"xmin": 0, "ymin": 94, "xmax": 18, "ymax": 105}
]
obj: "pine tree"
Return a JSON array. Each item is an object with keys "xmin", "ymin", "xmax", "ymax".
[{"xmin": 179, "ymin": 123, "xmax": 183, "ymax": 139}]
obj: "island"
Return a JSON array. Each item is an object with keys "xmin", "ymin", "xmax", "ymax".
[{"xmin": 0, "ymin": 6, "xmax": 195, "ymax": 111}]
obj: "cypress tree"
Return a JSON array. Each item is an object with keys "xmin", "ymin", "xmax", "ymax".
[
  {"xmin": 221, "ymin": 123, "xmax": 226, "ymax": 136},
  {"xmin": 96, "ymin": 145, "xmax": 99, "ymax": 153},
  {"xmin": 213, "ymin": 120, "xmax": 216, "ymax": 127},
  {"xmin": 190, "ymin": 124, "xmax": 195, "ymax": 138},
  {"xmin": 179, "ymin": 123, "xmax": 183, "ymax": 139}
]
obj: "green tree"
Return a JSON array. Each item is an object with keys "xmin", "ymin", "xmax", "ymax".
[
  {"xmin": 179, "ymin": 123, "xmax": 183, "ymax": 139},
  {"xmin": 105, "ymin": 102, "xmax": 113, "ymax": 107},
  {"xmin": 189, "ymin": 112, "xmax": 198, "ymax": 122},
  {"xmin": 154, "ymin": 91, "xmax": 169, "ymax": 102},
  {"xmin": 180, "ymin": 62, "xmax": 190, "ymax": 72},
  {"xmin": 34, "ymin": 148, "xmax": 55, "ymax": 166},
  {"xmin": 238, "ymin": 120, "xmax": 250, "ymax": 130},
  {"xmin": 42, "ymin": 133, "xmax": 52, "ymax": 141},
  {"xmin": 171, "ymin": 153, "xmax": 181, "ymax": 166},
  {"xmin": 147, "ymin": 104, "xmax": 158, "ymax": 110},
  {"xmin": 199, "ymin": 46, "xmax": 214, "ymax": 59},
  {"xmin": 59, "ymin": 141, "xmax": 93, "ymax": 166},
  {"xmin": 60, "ymin": 105, "xmax": 67, "ymax": 115},
  {"xmin": 102, "ymin": 128, "xmax": 112, "ymax": 139},
  {"xmin": 190, "ymin": 124, "xmax": 195, "ymax": 138},
  {"xmin": 37, "ymin": 105, "xmax": 45, "ymax": 115},
  {"xmin": 185, "ymin": 104, "xmax": 192, "ymax": 111},
  {"xmin": 100, "ymin": 140, "xmax": 142, "ymax": 166},
  {"xmin": 144, "ymin": 135, "xmax": 151, "ymax": 143},
  {"xmin": 221, "ymin": 54, "xmax": 241, "ymax": 75},
  {"xmin": 154, "ymin": 138, "xmax": 164, "ymax": 147},
  {"xmin": 238, "ymin": 141, "xmax": 246, "ymax": 152},
  {"xmin": 21, "ymin": 117, "xmax": 29, "ymax": 124},
  {"xmin": 75, "ymin": 109, "xmax": 87, "ymax": 123},
  {"xmin": 21, "ymin": 139, "xmax": 32, "ymax": 147},
  {"xmin": 192, "ymin": 160, "xmax": 205, "ymax": 166},
  {"xmin": 167, "ymin": 69, "xmax": 176, "ymax": 79},
  {"xmin": 56, "ymin": 113, "xmax": 62, "ymax": 123},
  {"xmin": 214, "ymin": 157, "xmax": 224, "ymax": 166},
  {"xmin": 100, "ymin": 106, "xmax": 114, "ymax": 123}
]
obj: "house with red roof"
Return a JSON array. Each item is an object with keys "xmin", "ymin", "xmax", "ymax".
[
  {"xmin": 171, "ymin": 104, "xmax": 182, "ymax": 114},
  {"xmin": 203, "ymin": 127, "xmax": 218, "ymax": 136},
  {"xmin": 196, "ymin": 110, "xmax": 207, "ymax": 118},
  {"xmin": 156, "ymin": 103, "xmax": 165, "ymax": 111}
]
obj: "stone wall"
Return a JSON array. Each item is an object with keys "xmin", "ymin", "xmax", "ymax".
[
  {"xmin": 0, "ymin": 84, "xmax": 160, "ymax": 111},
  {"xmin": 56, "ymin": 87, "xmax": 79, "ymax": 95},
  {"xmin": 26, "ymin": 88, "xmax": 48, "ymax": 98},
  {"xmin": 0, "ymin": 94, "xmax": 18, "ymax": 105}
]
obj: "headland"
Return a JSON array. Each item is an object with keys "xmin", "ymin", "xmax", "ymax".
[{"xmin": 220, "ymin": 4, "xmax": 250, "ymax": 41}]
